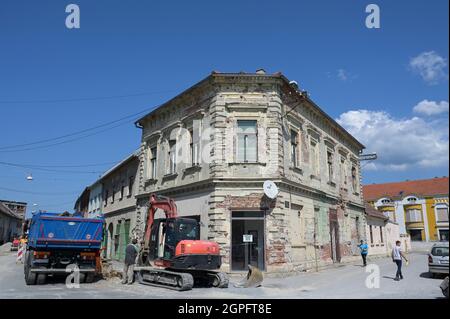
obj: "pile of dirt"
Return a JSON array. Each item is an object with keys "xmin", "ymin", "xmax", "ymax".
[
  {"xmin": 0, "ymin": 242, "xmax": 12, "ymax": 254},
  {"xmin": 101, "ymin": 261, "xmax": 123, "ymax": 280}
]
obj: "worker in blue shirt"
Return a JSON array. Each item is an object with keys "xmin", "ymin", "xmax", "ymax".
[{"xmin": 358, "ymin": 240, "xmax": 369, "ymax": 267}]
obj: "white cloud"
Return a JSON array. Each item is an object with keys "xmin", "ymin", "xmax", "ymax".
[
  {"xmin": 337, "ymin": 109, "xmax": 449, "ymax": 171},
  {"xmin": 409, "ymin": 51, "xmax": 448, "ymax": 85},
  {"xmin": 337, "ymin": 69, "xmax": 348, "ymax": 81},
  {"xmin": 331, "ymin": 69, "xmax": 357, "ymax": 82},
  {"xmin": 413, "ymin": 99, "xmax": 449, "ymax": 116}
]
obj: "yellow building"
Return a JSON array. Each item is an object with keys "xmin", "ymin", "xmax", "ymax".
[{"xmin": 363, "ymin": 177, "xmax": 449, "ymax": 242}]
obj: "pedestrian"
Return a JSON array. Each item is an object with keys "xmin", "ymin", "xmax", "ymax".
[
  {"xmin": 392, "ymin": 240, "xmax": 409, "ymax": 281},
  {"xmin": 358, "ymin": 240, "xmax": 369, "ymax": 266},
  {"xmin": 122, "ymin": 238, "xmax": 139, "ymax": 285}
]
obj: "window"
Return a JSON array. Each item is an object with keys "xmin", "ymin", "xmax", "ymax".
[
  {"xmin": 168, "ymin": 140, "xmax": 177, "ymax": 174},
  {"xmin": 380, "ymin": 226, "xmax": 384, "ymax": 243},
  {"xmin": 149, "ymin": 147, "xmax": 157, "ymax": 179},
  {"xmin": 369, "ymin": 225, "xmax": 374, "ymax": 244},
  {"xmin": 431, "ymin": 246, "xmax": 449, "ymax": 257},
  {"xmin": 355, "ymin": 217, "xmax": 360, "ymax": 241},
  {"xmin": 351, "ymin": 166, "xmax": 358, "ymax": 193},
  {"xmin": 386, "ymin": 211, "xmax": 396, "ymax": 222},
  {"xmin": 189, "ymin": 129, "xmax": 199, "ymax": 166},
  {"xmin": 310, "ymin": 140, "xmax": 319, "ymax": 176},
  {"xmin": 405, "ymin": 209, "xmax": 422, "ymax": 222},
  {"xmin": 104, "ymin": 190, "xmax": 109, "ymax": 207},
  {"xmin": 327, "ymin": 151, "xmax": 334, "ymax": 182},
  {"xmin": 290, "ymin": 129, "xmax": 299, "ymax": 167},
  {"xmin": 436, "ymin": 207, "xmax": 449, "ymax": 222},
  {"xmin": 111, "ymin": 185, "xmax": 115, "ymax": 203},
  {"xmin": 237, "ymin": 120, "xmax": 257, "ymax": 162},
  {"xmin": 128, "ymin": 176, "xmax": 134, "ymax": 197},
  {"xmin": 120, "ymin": 183, "xmax": 125, "ymax": 200},
  {"xmin": 340, "ymin": 156, "xmax": 347, "ymax": 185}
]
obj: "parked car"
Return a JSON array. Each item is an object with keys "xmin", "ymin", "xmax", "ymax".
[
  {"xmin": 428, "ymin": 242, "xmax": 449, "ymax": 277},
  {"xmin": 440, "ymin": 276, "xmax": 449, "ymax": 298},
  {"xmin": 10, "ymin": 238, "xmax": 20, "ymax": 251}
]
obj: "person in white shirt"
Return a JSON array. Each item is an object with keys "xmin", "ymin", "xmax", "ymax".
[{"xmin": 392, "ymin": 240, "xmax": 409, "ymax": 281}]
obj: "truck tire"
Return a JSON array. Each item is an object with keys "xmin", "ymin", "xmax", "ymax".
[
  {"xmin": 36, "ymin": 273, "xmax": 47, "ymax": 285},
  {"xmin": 25, "ymin": 268, "xmax": 37, "ymax": 285},
  {"xmin": 79, "ymin": 273, "xmax": 86, "ymax": 284},
  {"xmin": 24, "ymin": 252, "xmax": 37, "ymax": 286},
  {"xmin": 85, "ymin": 273, "xmax": 95, "ymax": 283}
]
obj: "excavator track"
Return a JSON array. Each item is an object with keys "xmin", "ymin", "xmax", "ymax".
[
  {"xmin": 207, "ymin": 271, "xmax": 229, "ymax": 288},
  {"xmin": 169, "ymin": 269, "xmax": 229, "ymax": 288},
  {"xmin": 136, "ymin": 267, "xmax": 194, "ymax": 291}
]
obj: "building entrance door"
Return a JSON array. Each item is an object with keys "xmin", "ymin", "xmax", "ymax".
[{"xmin": 231, "ymin": 211, "xmax": 265, "ymax": 271}]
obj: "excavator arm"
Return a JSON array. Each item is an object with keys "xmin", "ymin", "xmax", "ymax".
[{"xmin": 143, "ymin": 194, "xmax": 178, "ymax": 250}]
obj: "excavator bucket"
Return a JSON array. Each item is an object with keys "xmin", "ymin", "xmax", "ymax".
[{"xmin": 234, "ymin": 265, "xmax": 264, "ymax": 288}]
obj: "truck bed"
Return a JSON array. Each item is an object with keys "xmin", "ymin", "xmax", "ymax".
[{"xmin": 27, "ymin": 213, "xmax": 104, "ymax": 250}]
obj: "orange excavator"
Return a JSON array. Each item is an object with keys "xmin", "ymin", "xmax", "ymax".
[{"xmin": 135, "ymin": 194, "xmax": 229, "ymax": 291}]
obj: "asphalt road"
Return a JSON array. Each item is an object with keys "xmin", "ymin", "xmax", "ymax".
[{"xmin": 0, "ymin": 251, "xmax": 446, "ymax": 299}]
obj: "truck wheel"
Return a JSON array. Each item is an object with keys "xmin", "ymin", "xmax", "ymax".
[
  {"xmin": 79, "ymin": 273, "xmax": 86, "ymax": 284},
  {"xmin": 25, "ymin": 267, "xmax": 37, "ymax": 285},
  {"xmin": 36, "ymin": 273, "xmax": 47, "ymax": 285},
  {"xmin": 85, "ymin": 273, "xmax": 95, "ymax": 283},
  {"xmin": 24, "ymin": 252, "xmax": 37, "ymax": 286},
  {"xmin": 23, "ymin": 251, "xmax": 29, "ymax": 275}
]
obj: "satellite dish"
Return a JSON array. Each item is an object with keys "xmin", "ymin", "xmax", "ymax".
[{"xmin": 263, "ymin": 181, "xmax": 279, "ymax": 199}]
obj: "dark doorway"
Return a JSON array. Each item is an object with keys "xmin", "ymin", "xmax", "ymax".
[
  {"xmin": 329, "ymin": 209, "xmax": 341, "ymax": 263},
  {"xmin": 231, "ymin": 211, "xmax": 265, "ymax": 271},
  {"xmin": 409, "ymin": 229, "xmax": 423, "ymax": 241}
]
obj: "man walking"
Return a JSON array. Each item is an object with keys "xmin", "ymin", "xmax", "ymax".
[
  {"xmin": 358, "ymin": 240, "xmax": 369, "ymax": 267},
  {"xmin": 392, "ymin": 240, "xmax": 408, "ymax": 281},
  {"xmin": 122, "ymin": 238, "xmax": 139, "ymax": 285}
]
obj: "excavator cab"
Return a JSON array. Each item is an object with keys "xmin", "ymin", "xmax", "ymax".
[{"xmin": 148, "ymin": 218, "xmax": 200, "ymax": 261}]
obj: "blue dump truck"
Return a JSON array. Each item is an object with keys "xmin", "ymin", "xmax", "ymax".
[{"xmin": 24, "ymin": 212, "xmax": 104, "ymax": 285}]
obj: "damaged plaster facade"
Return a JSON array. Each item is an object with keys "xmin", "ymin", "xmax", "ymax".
[{"xmin": 134, "ymin": 71, "xmax": 366, "ymax": 273}]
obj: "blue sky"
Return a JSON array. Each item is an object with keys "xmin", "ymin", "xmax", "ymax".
[{"xmin": 0, "ymin": 0, "xmax": 448, "ymax": 215}]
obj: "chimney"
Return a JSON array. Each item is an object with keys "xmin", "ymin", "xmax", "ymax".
[{"xmin": 289, "ymin": 80, "xmax": 299, "ymax": 91}]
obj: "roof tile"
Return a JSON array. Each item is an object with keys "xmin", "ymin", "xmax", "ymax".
[{"xmin": 363, "ymin": 177, "xmax": 449, "ymax": 201}]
